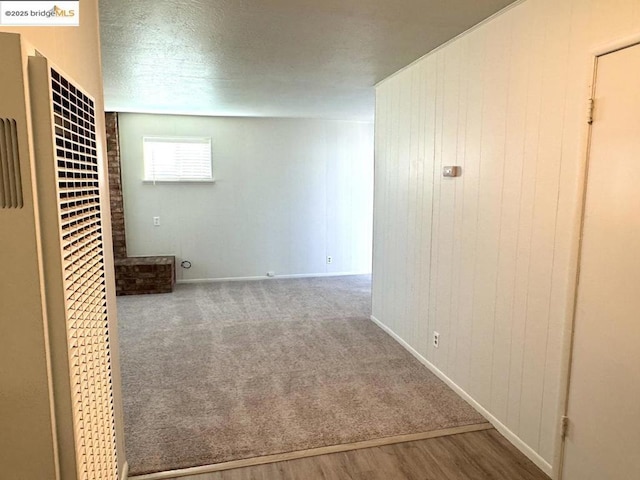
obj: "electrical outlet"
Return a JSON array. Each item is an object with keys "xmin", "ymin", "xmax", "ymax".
[
  {"xmin": 326, "ymin": 256, "xmax": 333, "ymax": 264},
  {"xmin": 266, "ymin": 271, "xmax": 275, "ymax": 277},
  {"xmin": 433, "ymin": 331, "xmax": 440, "ymax": 348},
  {"xmin": 153, "ymin": 216, "xmax": 160, "ymax": 226}
]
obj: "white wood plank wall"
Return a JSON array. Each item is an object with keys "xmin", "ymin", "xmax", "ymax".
[{"xmin": 372, "ymin": 0, "xmax": 640, "ymax": 473}]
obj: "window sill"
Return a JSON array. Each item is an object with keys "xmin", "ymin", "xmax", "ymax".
[{"xmin": 142, "ymin": 179, "xmax": 216, "ymax": 184}]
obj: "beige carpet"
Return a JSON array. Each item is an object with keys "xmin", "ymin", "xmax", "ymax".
[{"xmin": 117, "ymin": 275, "xmax": 485, "ymax": 476}]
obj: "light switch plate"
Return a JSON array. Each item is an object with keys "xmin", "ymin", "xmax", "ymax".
[{"xmin": 443, "ymin": 166, "xmax": 462, "ymax": 177}]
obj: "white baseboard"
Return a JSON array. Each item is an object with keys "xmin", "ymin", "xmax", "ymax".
[
  {"xmin": 370, "ymin": 315, "xmax": 553, "ymax": 477},
  {"xmin": 121, "ymin": 461, "xmax": 129, "ymax": 480},
  {"xmin": 177, "ymin": 271, "xmax": 371, "ymax": 284}
]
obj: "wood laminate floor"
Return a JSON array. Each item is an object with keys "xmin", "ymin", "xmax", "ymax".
[{"xmin": 163, "ymin": 429, "xmax": 550, "ymax": 480}]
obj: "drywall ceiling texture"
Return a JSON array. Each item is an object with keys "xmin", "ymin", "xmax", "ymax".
[{"xmin": 99, "ymin": 0, "xmax": 516, "ymax": 120}]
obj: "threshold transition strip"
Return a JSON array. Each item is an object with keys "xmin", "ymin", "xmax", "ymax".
[{"xmin": 129, "ymin": 422, "xmax": 493, "ymax": 480}]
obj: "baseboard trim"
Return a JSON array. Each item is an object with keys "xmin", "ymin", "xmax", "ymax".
[
  {"xmin": 177, "ymin": 272, "xmax": 371, "ymax": 284},
  {"xmin": 128, "ymin": 423, "xmax": 492, "ymax": 480},
  {"xmin": 121, "ymin": 461, "xmax": 129, "ymax": 480},
  {"xmin": 369, "ymin": 315, "xmax": 553, "ymax": 477}
]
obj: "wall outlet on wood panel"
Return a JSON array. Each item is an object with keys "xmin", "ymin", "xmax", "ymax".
[
  {"xmin": 327, "ymin": 256, "xmax": 333, "ymax": 264},
  {"xmin": 433, "ymin": 331, "xmax": 440, "ymax": 348}
]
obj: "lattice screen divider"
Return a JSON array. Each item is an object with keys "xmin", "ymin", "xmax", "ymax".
[
  {"xmin": 52, "ymin": 67, "xmax": 118, "ymax": 480},
  {"xmin": 28, "ymin": 56, "xmax": 120, "ymax": 480}
]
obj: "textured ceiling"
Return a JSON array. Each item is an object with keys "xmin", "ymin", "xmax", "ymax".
[{"xmin": 99, "ymin": 0, "xmax": 515, "ymax": 120}]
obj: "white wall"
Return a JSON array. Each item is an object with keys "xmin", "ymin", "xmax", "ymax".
[
  {"xmin": 118, "ymin": 113, "xmax": 373, "ymax": 281},
  {"xmin": 372, "ymin": 0, "xmax": 640, "ymax": 476}
]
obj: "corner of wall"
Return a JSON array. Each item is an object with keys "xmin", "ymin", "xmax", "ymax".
[{"xmin": 369, "ymin": 315, "xmax": 553, "ymax": 477}]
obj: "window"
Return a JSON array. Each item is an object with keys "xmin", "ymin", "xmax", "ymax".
[{"xmin": 143, "ymin": 137, "xmax": 212, "ymax": 182}]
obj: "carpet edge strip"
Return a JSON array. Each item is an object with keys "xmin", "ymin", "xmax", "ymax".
[{"xmin": 129, "ymin": 422, "xmax": 493, "ymax": 480}]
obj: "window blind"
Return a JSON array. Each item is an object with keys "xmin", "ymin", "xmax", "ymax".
[{"xmin": 143, "ymin": 137, "xmax": 212, "ymax": 182}]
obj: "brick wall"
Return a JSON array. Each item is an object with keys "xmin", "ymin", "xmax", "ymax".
[
  {"xmin": 105, "ymin": 112, "xmax": 127, "ymax": 260},
  {"xmin": 105, "ymin": 112, "xmax": 175, "ymax": 295},
  {"xmin": 115, "ymin": 256, "xmax": 176, "ymax": 295}
]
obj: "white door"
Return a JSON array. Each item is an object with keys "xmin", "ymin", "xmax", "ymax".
[{"xmin": 562, "ymin": 43, "xmax": 640, "ymax": 480}]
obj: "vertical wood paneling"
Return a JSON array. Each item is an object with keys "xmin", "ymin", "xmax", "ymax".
[
  {"xmin": 389, "ymin": 78, "xmax": 403, "ymax": 334},
  {"xmin": 406, "ymin": 66, "xmax": 422, "ymax": 347},
  {"xmin": 447, "ymin": 36, "xmax": 470, "ymax": 378},
  {"xmin": 427, "ymin": 50, "xmax": 445, "ymax": 364},
  {"xmin": 519, "ymin": 0, "xmax": 572, "ymax": 451},
  {"xmin": 489, "ymin": 5, "xmax": 531, "ymax": 424},
  {"xmin": 417, "ymin": 58, "xmax": 437, "ymax": 360},
  {"xmin": 373, "ymin": 84, "xmax": 386, "ymax": 326},
  {"xmin": 371, "ymin": 85, "xmax": 387, "ymax": 320},
  {"xmin": 433, "ymin": 41, "xmax": 462, "ymax": 370},
  {"xmin": 414, "ymin": 61, "xmax": 430, "ymax": 357},
  {"xmin": 372, "ymin": 0, "xmax": 640, "ymax": 469},
  {"xmin": 468, "ymin": 14, "xmax": 511, "ymax": 407},
  {"xmin": 538, "ymin": 0, "xmax": 590, "ymax": 463},
  {"xmin": 387, "ymin": 79, "xmax": 399, "ymax": 333},
  {"xmin": 378, "ymin": 79, "xmax": 397, "ymax": 332},
  {"xmin": 453, "ymin": 28, "xmax": 486, "ymax": 392},
  {"xmin": 386, "ymin": 82, "xmax": 400, "ymax": 332},
  {"xmin": 397, "ymin": 73, "xmax": 413, "ymax": 342},
  {"xmin": 505, "ymin": 0, "xmax": 547, "ymax": 435}
]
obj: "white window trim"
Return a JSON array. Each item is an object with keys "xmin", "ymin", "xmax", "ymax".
[{"xmin": 142, "ymin": 136, "xmax": 214, "ymax": 183}]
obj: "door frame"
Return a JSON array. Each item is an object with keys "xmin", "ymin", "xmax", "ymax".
[{"xmin": 553, "ymin": 32, "xmax": 640, "ymax": 480}]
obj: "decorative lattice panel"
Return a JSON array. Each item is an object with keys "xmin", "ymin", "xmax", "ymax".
[{"xmin": 51, "ymin": 68, "xmax": 118, "ymax": 480}]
